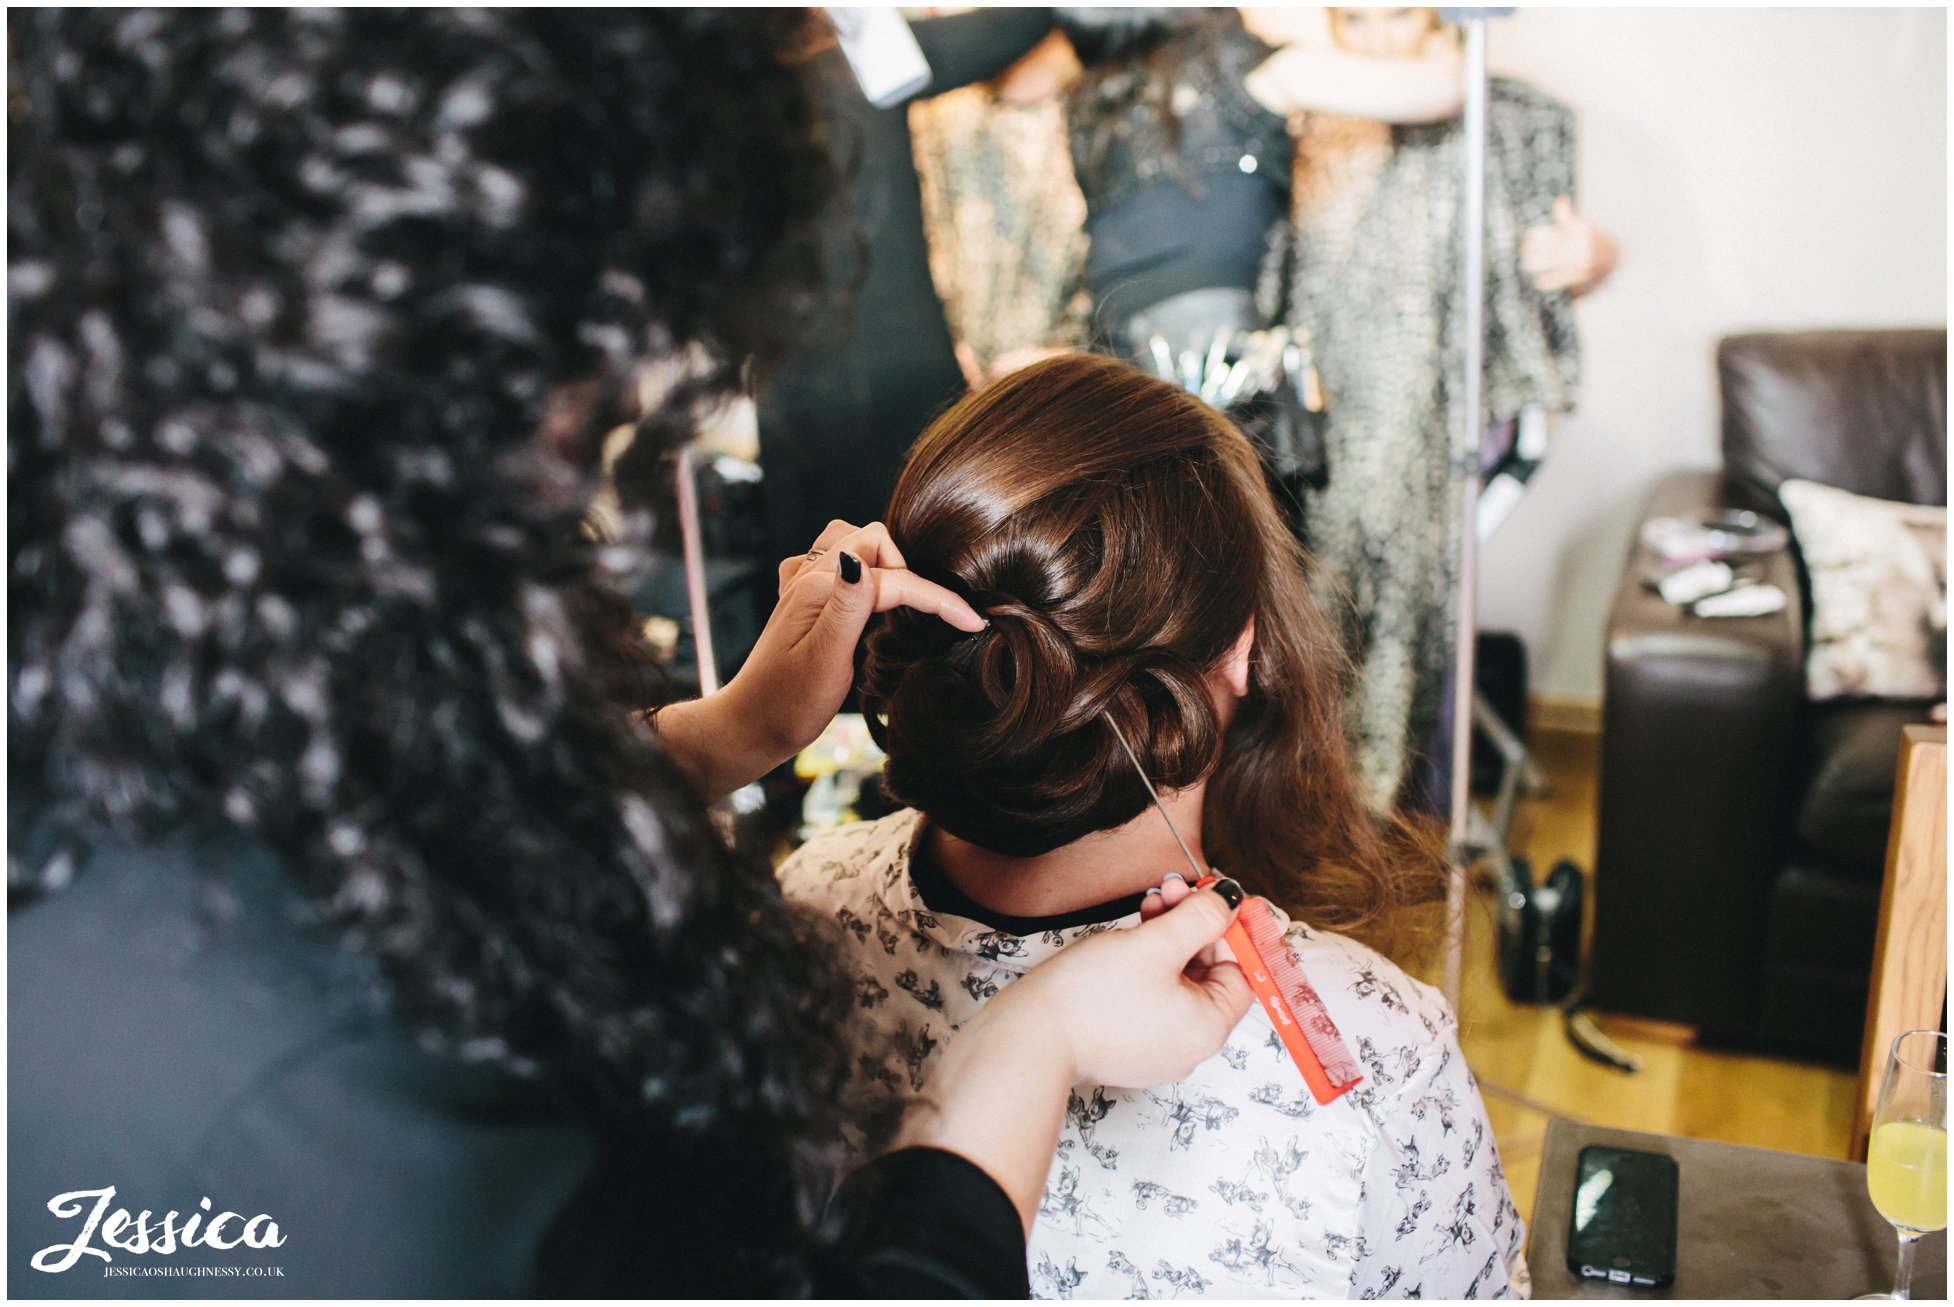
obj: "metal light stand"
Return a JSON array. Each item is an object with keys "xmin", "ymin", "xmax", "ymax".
[
  {"xmin": 1439, "ymin": 12, "xmax": 1639, "ymax": 1077},
  {"xmin": 675, "ymin": 446, "xmax": 720, "ymax": 698},
  {"xmin": 675, "ymin": 445, "xmax": 770, "ymax": 840},
  {"xmin": 1442, "ymin": 10, "xmax": 1493, "ymax": 1010}
]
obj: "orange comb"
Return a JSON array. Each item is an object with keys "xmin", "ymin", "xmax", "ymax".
[
  {"xmin": 1106, "ymin": 715, "xmax": 1361, "ymax": 1106},
  {"xmin": 1197, "ymin": 876, "xmax": 1362, "ymax": 1105}
]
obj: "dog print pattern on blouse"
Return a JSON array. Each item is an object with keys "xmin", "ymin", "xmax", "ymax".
[{"xmin": 778, "ymin": 811, "xmax": 1532, "ymax": 1300}]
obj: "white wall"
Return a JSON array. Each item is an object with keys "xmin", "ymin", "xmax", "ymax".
[{"xmin": 1477, "ymin": 7, "xmax": 1947, "ymax": 703}]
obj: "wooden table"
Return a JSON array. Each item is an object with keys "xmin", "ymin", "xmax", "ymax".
[{"xmin": 1528, "ymin": 1119, "xmax": 1947, "ymax": 1298}]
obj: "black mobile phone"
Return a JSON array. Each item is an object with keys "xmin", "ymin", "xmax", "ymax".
[{"xmin": 1566, "ymin": 1144, "xmax": 1679, "ymax": 1288}]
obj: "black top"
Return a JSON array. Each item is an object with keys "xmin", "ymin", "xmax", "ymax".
[
  {"xmin": 908, "ymin": 821, "xmax": 1147, "ymax": 935},
  {"xmin": 1067, "ymin": 20, "xmax": 1290, "ymax": 329},
  {"xmin": 758, "ymin": 10, "xmax": 1054, "ymax": 561},
  {"xmin": 8, "ymin": 829, "xmax": 1028, "ymax": 1298}
]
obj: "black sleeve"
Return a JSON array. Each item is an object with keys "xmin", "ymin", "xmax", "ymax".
[
  {"xmin": 818, "ymin": 1147, "xmax": 1031, "ymax": 1299},
  {"xmin": 908, "ymin": 9, "xmax": 1054, "ymax": 99}
]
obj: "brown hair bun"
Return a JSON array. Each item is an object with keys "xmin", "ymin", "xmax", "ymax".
[
  {"xmin": 866, "ymin": 602, "xmax": 1220, "ymax": 857},
  {"xmin": 862, "ymin": 353, "xmax": 1446, "ymax": 959},
  {"xmin": 862, "ymin": 354, "xmax": 1246, "ymax": 855}
]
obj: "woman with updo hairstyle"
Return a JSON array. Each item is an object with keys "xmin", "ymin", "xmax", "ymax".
[{"xmin": 780, "ymin": 353, "xmax": 1531, "ymax": 1299}]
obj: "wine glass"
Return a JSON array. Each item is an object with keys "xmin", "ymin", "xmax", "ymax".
[{"xmin": 1859, "ymin": 1030, "xmax": 1947, "ymax": 1300}]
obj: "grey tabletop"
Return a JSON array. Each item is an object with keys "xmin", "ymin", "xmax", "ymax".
[{"xmin": 1528, "ymin": 1119, "xmax": 1947, "ymax": 1299}]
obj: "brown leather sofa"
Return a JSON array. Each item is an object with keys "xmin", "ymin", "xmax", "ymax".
[{"xmin": 1590, "ymin": 330, "xmax": 1946, "ymax": 1066}]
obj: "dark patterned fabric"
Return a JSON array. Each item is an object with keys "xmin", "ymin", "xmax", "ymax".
[
  {"xmin": 1070, "ymin": 19, "xmax": 1292, "ymax": 332},
  {"xmin": 780, "ymin": 811, "xmax": 1532, "ymax": 1299},
  {"xmin": 1066, "ymin": 18, "xmax": 1287, "ymax": 215},
  {"xmin": 911, "ymin": 85, "xmax": 1092, "ymax": 375},
  {"xmin": 1283, "ymin": 78, "xmax": 1581, "ymax": 809}
]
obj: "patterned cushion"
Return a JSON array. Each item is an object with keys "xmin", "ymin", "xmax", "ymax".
[{"xmin": 1779, "ymin": 478, "xmax": 1947, "ymax": 700}]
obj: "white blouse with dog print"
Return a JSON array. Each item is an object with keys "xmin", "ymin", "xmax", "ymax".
[{"xmin": 779, "ymin": 810, "xmax": 1531, "ymax": 1300}]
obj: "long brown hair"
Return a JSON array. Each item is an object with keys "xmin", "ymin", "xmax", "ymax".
[{"xmin": 861, "ymin": 353, "xmax": 1444, "ymax": 961}]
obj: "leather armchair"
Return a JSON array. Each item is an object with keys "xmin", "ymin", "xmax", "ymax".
[{"xmin": 1590, "ymin": 330, "xmax": 1946, "ymax": 1065}]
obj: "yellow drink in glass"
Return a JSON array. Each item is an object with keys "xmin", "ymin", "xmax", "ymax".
[{"xmin": 1868, "ymin": 1120, "xmax": 1948, "ymax": 1233}]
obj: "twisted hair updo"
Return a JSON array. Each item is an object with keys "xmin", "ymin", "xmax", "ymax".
[{"xmin": 863, "ymin": 354, "xmax": 1443, "ymax": 956}]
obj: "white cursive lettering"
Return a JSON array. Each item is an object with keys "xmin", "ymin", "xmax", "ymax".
[
  {"xmin": 241, "ymin": 1213, "xmax": 284, "ymax": 1249},
  {"xmin": 32, "ymin": 1189, "xmax": 116, "ymax": 1272},
  {"xmin": 32, "ymin": 1188, "xmax": 285, "ymax": 1273}
]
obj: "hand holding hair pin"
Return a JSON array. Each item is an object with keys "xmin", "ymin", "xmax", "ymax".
[{"xmin": 1106, "ymin": 711, "xmax": 1363, "ymax": 1105}]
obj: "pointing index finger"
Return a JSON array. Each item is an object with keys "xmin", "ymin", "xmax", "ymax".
[
  {"xmin": 831, "ymin": 522, "xmax": 910, "ymax": 573},
  {"xmin": 869, "ymin": 568, "xmax": 987, "ymax": 633}
]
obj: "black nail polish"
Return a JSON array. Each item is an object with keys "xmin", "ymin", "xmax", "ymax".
[
  {"xmin": 838, "ymin": 551, "xmax": 862, "ymax": 584},
  {"xmin": 1212, "ymin": 878, "xmax": 1244, "ymax": 910}
]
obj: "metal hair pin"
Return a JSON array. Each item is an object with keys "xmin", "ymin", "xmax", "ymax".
[{"xmin": 1104, "ymin": 713, "xmax": 1205, "ymax": 882}]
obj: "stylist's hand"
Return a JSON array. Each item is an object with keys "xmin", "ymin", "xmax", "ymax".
[
  {"xmin": 745, "ymin": 518, "xmax": 985, "ymax": 755},
  {"xmin": 1003, "ymin": 878, "xmax": 1253, "ymax": 1088},
  {"xmin": 897, "ymin": 882, "xmax": 1252, "ymax": 1230},
  {"xmin": 656, "ymin": 520, "xmax": 984, "ymax": 801}
]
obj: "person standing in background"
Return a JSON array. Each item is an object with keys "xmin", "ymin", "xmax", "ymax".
[
  {"xmin": 1063, "ymin": 6, "xmax": 1467, "ymax": 363},
  {"xmin": 911, "ymin": 8, "xmax": 1468, "ymax": 384},
  {"xmin": 1254, "ymin": 5, "xmax": 1617, "ymax": 812}
]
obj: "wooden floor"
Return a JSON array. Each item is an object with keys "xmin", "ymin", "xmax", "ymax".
[{"xmin": 1436, "ymin": 728, "xmax": 1857, "ymax": 1225}]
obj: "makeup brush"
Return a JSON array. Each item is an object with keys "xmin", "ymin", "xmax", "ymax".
[
  {"xmin": 1148, "ymin": 334, "xmax": 1175, "ymax": 382},
  {"xmin": 1199, "ymin": 329, "xmax": 1231, "ymax": 405}
]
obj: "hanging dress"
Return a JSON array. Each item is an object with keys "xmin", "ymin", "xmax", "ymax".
[
  {"xmin": 910, "ymin": 82, "xmax": 1092, "ymax": 379},
  {"xmin": 1284, "ymin": 78, "xmax": 1581, "ymax": 811}
]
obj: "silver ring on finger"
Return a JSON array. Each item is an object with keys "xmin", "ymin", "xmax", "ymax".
[{"xmin": 804, "ymin": 548, "xmax": 826, "ymax": 563}]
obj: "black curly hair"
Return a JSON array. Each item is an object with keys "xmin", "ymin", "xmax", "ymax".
[
  {"xmin": 10, "ymin": 7, "xmax": 855, "ymax": 1286},
  {"xmin": 1059, "ymin": 7, "xmax": 1245, "ymax": 201}
]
